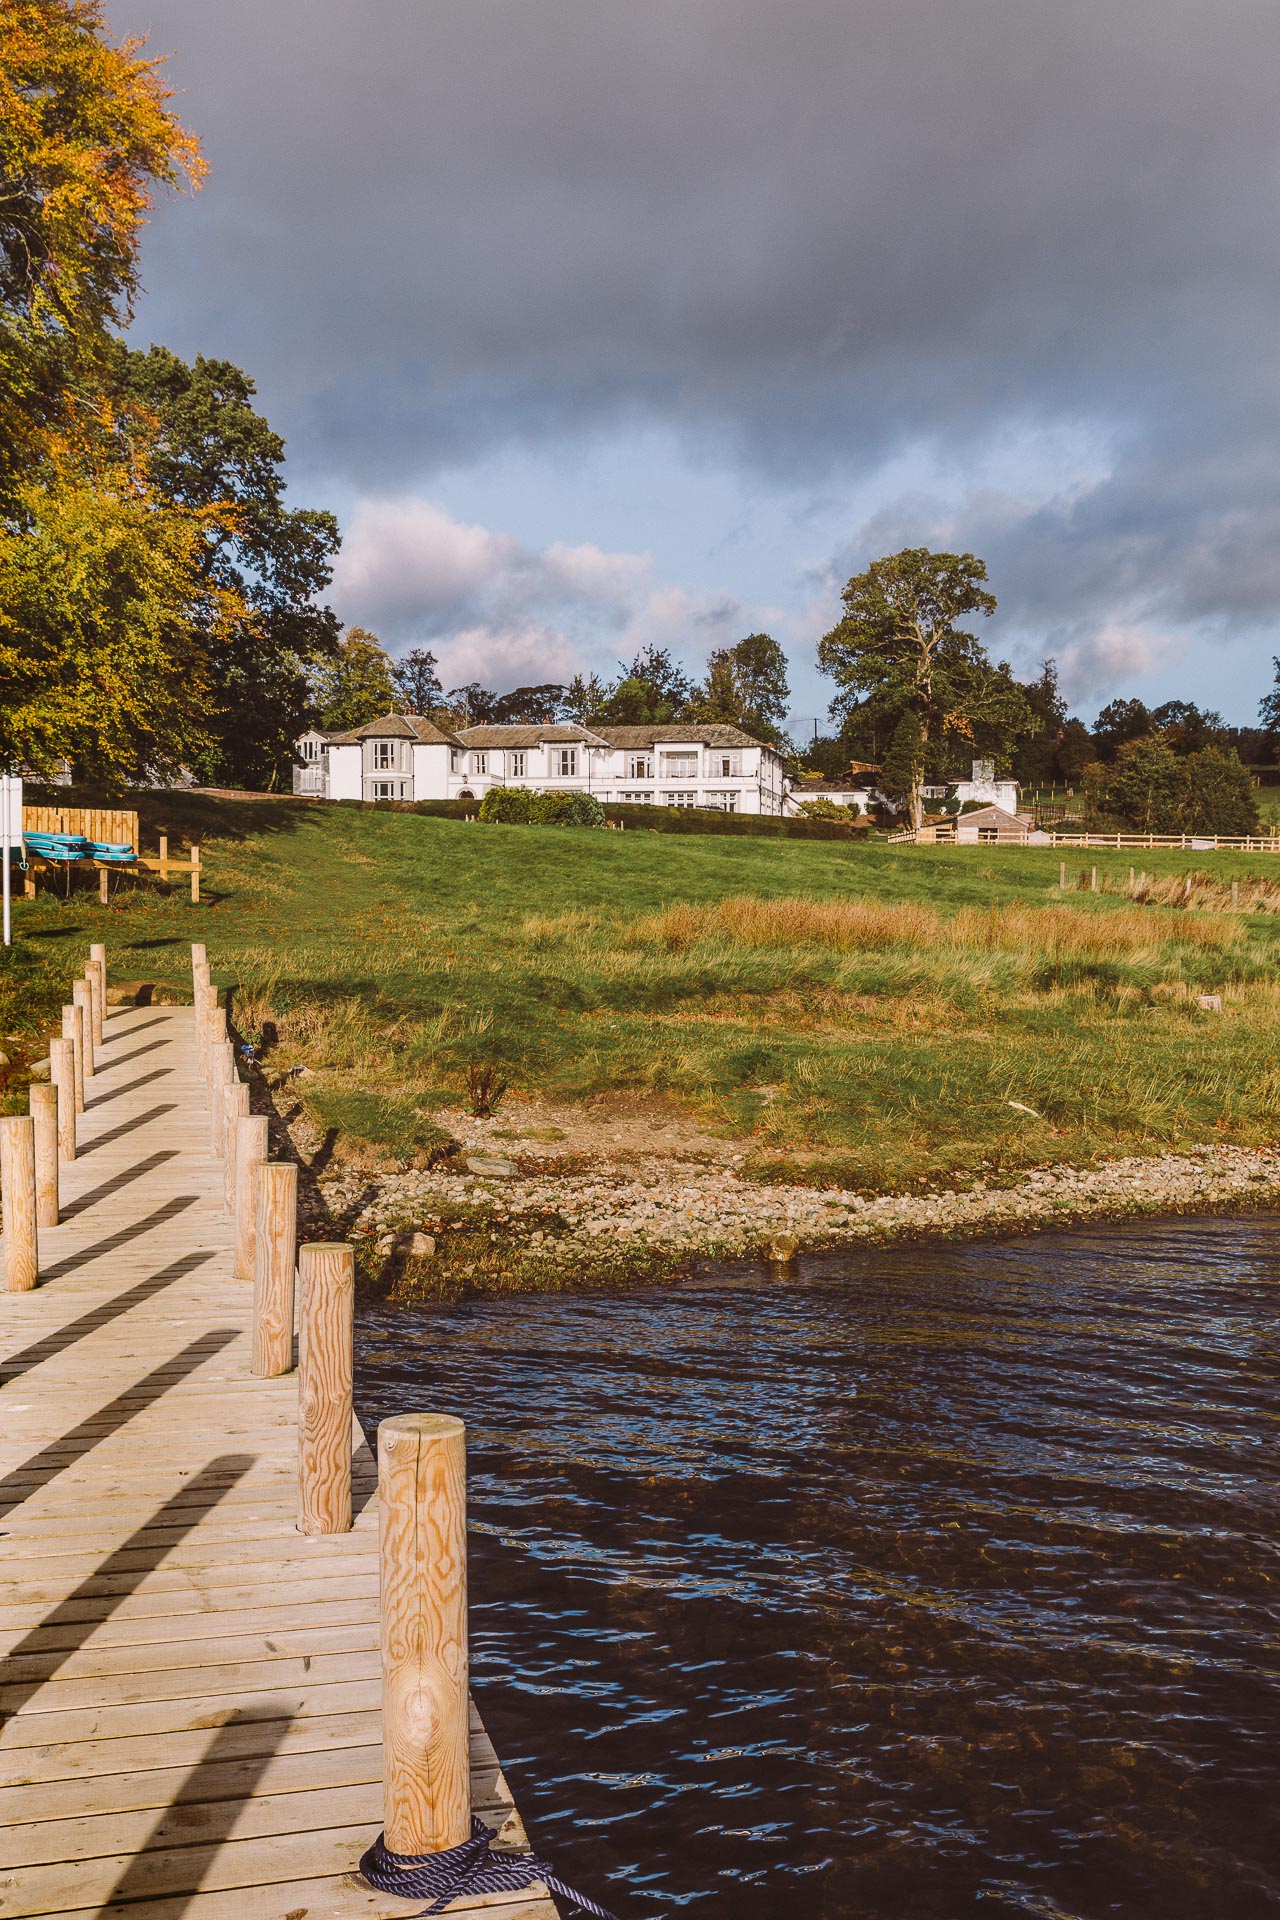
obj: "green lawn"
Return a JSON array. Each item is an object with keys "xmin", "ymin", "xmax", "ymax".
[{"xmin": 4, "ymin": 793, "xmax": 1279, "ymax": 1191}]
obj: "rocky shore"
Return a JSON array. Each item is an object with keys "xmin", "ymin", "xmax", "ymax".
[{"xmin": 292, "ymin": 1112, "xmax": 1280, "ymax": 1293}]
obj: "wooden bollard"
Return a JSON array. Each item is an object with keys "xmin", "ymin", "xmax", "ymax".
[
  {"xmin": 49, "ymin": 1039, "xmax": 75, "ymax": 1162},
  {"xmin": 89, "ymin": 942, "xmax": 107, "ymax": 1041},
  {"xmin": 85, "ymin": 960, "xmax": 104, "ymax": 1049},
  {"xmin": 62, "ymin": 1005, "xmax": 84, "ymax": 1114},
  {"xmin": 1, "ymin": 1114, "xmax": 39, "ymax": 1291},
  {"xmin": 29, "ymin": 1084, "xmax": 59, "ymax": 1227},
  {"xmin": 222, "ymin": 1082, "xmax": 250, "ymax": 1207},
  {"xmin": 203, "ymin": 992, "xmax": 223, "ymax": 1079},
  {"xmin": 73, "ymin": 990, "xmax": 94, "ymax": 1082},
  {"xmin": 297, "ymin": 1243, "xmax": 354, "ymax": 1535},
  {"xmin": 233, "ymin": 1114, "xmax": 269, "ymax": 1279},
  {"xmin": 252, "ymin": 1162, "xmax": 298, "ymax": 1375},
  {"xmin": 378, "ymin": 1412, "xmax": 469, "ymax": 1854},
  {"xmin": 208, "ymin": 1045, "xmax": 231, "ymax": 1150}
]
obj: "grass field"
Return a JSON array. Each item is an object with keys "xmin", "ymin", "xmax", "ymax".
[{"xmin": 4, "ymin": 791, "xmax": 1280, "ymax": 1192}]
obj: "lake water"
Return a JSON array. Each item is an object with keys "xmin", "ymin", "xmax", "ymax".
[{"xmin": 354, "ymin": 1216, "xmax": 1279, "ymax": 1919}]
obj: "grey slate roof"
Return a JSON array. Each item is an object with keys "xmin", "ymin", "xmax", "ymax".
[
  {"xmin": 593, "ymin": 723, "xmax": 765, "ymax": 749},
  {"xmin": 325, "ymin": 712, "xmax": 463, "ymax": 746},
  {"xmin": 454, "ymin": 724, "xmax": 608, "ymax": 748}
]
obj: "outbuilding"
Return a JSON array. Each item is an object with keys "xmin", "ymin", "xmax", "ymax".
[{"xmin": 954, "ymin": 803, "xmax": 1029, "ymax": 845}]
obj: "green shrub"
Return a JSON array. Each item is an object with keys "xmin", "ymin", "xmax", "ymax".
[
  {"xmin": 478, "ymin": 785, "xmax": 536, "ymax": 823},
  {"xmin": 796, "ymin": 797, "xmax": 854, "ymax": 821},
  {"xmin": 526, "ymin": 790, "xmax": 605, "ymax": 827}
]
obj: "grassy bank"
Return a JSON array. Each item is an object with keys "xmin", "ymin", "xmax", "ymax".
[{"xmin": 4, "ymin": 792, "xmax": 1280, "ymax": 1192}]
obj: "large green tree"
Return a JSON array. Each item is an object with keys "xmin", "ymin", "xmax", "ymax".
[
  {"xmin": 1086, "ymin": 737, "xmax": 1257, "ymax": 834},
  {"xmin": 312, "ymin": 627, "xmax": 398, "ymax": 732},
  {"xmin": 108, "ymin": 343, "xmax": 340, "ymax": 787},
  {"xmin": 0, "ymin": 1, "xmax": 203, "ymax": 503},
  {"xmin": 690, "ymin": 633, "xmax": 791, "ymax": 745},
  {"xmin": 818, "ymin": 547, "xmax": 1034, "ymax": 828}
]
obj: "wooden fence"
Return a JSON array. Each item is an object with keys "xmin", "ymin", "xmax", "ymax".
[
  {"xmin": 20, "ymin": 805, "xmax": 202, "ymax": 901},
  {"xmin": 889, "ymin": 826, "xmax": 1280, "ymax": 852}
]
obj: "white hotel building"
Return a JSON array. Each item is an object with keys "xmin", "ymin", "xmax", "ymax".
[{"xmin": 294, "ymin": 715, "xmax": 790, "ymax": 814}]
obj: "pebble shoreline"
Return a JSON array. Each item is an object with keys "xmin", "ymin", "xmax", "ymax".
[{"xmin": 299, "ymin": 1138, "xmax": 1280, "ymax": 1269}]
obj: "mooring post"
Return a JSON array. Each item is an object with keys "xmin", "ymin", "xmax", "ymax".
[
  {"xmin": 62, "ymin": 1004, "xmax": 84, "ymax": 1114},
  {"xmin": 222, "ymin": 1082, "xmax": 251, "ymax": 1208},
  {"xmin": 49, "ymin": 1039, "xmax": 75, "ymax": 1162},
  {"xmin": 378, "ymin": 1412, "xmax": 470, "ymax": 1854},
  {"xmin": 252, "ymin": 1161, "xmax": 298, "ymax": 1376},
  {"xmin": 73, "ymin": 979, "xmax": 94, "ymax": 1080},
  {"xmin": 208, "ymin": 1044, "xmax": 231, "ymax": 1151},
  {"xmin": 28, "ymin": 1084, "xmax": 58, "ymax": 1227},
  {"xmin": 233, "ymin": 1113, "xmax": 269, "ymax": 1279},
  {"xmin": 1, "ymin": 1114, "xmax": 39, "ymax": 1291},
  {"xmin": 297, "ymin": 1242, "xmax": 355, "ymax": 1535}
]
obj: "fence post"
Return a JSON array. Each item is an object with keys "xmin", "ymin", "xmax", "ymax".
[
  {"xmin": 73, "ymin": 979, "xmax": 94, "ymax": 1080},
  {"xmin": 378, "ymin": 1412, "xmax": 470, "ymax": 1854},
  {"xmin": 159, "ymin": 831, "xmax": 170, "ymax": 882},
  {"xmin": 1090, "ymin": 865, "xmax": 1098, "ymax": 894},
  {"xmin": 84, "ymin": 957, "xmax": 105, "ymax": 1048},
  {"xmin": 62, "ymin": 1004, "xmax": 84, "ymax": 1113},
  {"xmin": 1058, "ymin": 860, "xmax": 1065, "ymax": 889},
  {"xmin": 222, "ymin": 1082, "xmax": 250, "ymax": 1208},
  {"xmin": 49, "ymin": 1039, "xmax": 76, "ymax": 1162},
  {"xmin": 190, "ymin": 844, "xmax": 201, "ymax": 904},
  {"xmin": 202, "ymin": 990, "xmax": 223, "ymax": 1080},
  {"xmin": 1232, "ymin": 879, "xmax": 1240, "ymax": 912},
  {"xmin": 252, "ymin": 1161, "xmax": 298, "ymax": 1376},
  {"xmin": 29, "ymin": 1084, "xmax": 58, "ymax": 1227},
  {"xmin": 233, "ymin": 1114, "xmax": 269, "ymax": 1280},
  {"xmin": 1, "ymin": 1115, "xmax": 39, "ymax": 1291},
  {"xmin": 297, "ymin": 1242, "xmax": 354, "ymax": 1535}
]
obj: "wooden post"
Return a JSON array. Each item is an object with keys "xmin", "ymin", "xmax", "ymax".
[
  {"xmin": 62, "ymin": 1005, "xmax": 84, "ymax": 1113},
  {"xmin": 73, "ymin": 979, "xmax": 94, "ymax": 1079},
  {"xmin": 1, "ymin": 1115, "xmax": 39, "ymax": 1292},
  {"xmin": 49, "ymin": 1039, "xmax": 75, "ymax": 1162},
  {"xmin": 233, "ymin": 1114, "xmax": 269, "ymax": 1280},
  {"xmin": 191, "ymin": 940, "xmax": 207, "ymax": 982},
  {"xmin": 1090, "ymin": 865, "xmax": 1097, "ymax": 893},
  {"xmin": 252, "ymin": 1161, "xmax": 298, "ymax": 1376},
  {"xmin": 98, "ymin": 866, "xmax": 109, "ymax": 905},
  {"xmin": 297, "ymin": 1243, "xmax": 354, "ymax": 1535},
  {"xmin": 1058, "ymin": 860, "xmax": 1066, "ymax": 889},
  {"xmin": 209, "ymin": 1045, "xmax": 231, "ymax": 1150},
  {"xmin": 85, "ymin": 959, "xmax": 105, "ymax": 1049},
  {"xmin": 378, "ymin": 1412, "xmax": 470, "ymax": 1854},
  {"xmin": 203, "ymin": 992, "xmax": 223, "ymax": 1079},
  {"xmin": 29, "ymin": 1084, "xmax": 58, "ymax": 1227},
  {"xmin": 159, "ymin": 832, "xmax": 170, "ymax": 881},
  {"xmin": 1128, "ymin": 865, "xmax": 1135, "ymax": 892},
  {"xmin": 222, "ymin": 1082, "xmax": 250, "ymax": 1207},
  {"xmin": 1232, "ymin": 879, "xmax": 1240, "ymax": 912},
  {"xmin": 191, "ymin": 844, "xmax": 201, "ymax": 904}
]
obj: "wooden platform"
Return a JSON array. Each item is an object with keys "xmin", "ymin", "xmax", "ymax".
[{"xmin": 0, "ymin": 1004, "xmax": 555, "ymax": 1919}]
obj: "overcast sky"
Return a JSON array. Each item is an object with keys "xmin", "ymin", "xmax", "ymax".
[{"xmin": 110, "ymin": 0, "xmax": 1280, "ymax": 728}]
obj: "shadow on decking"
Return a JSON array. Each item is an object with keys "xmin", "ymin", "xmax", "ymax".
[
  {"xmin": 77, "ymin": 1102, "xmax": 178, "ymax": 1156},
  {"xmin": 0, "ymin": 1452, "xmax": 254, "ymax": 1726},
  {"xmin": 39, "ymin": 1195, "xmax": 200, "ymax": 1279},
  {"xmin": 59, "ymin": 1150, "xmax": 180, "ymax": 1220},
  {"xmin": 99, "ymin": 1014, "xmax": 172, "ymax": 1045},
  {"xmin": 0, "ymin": 1251, "xmax": 214, "ymax": 1384},
  {"xmin": 88, "ymin": 1037, "xmax": 172, "ymax": 1079},
  {"xmin": 86, "ymin": 1068, "xmax": 173, "ymax": 1111},
  {"xmin": 99, "ymin": 1706, "xmax": 300, "ymax": 1915},
  {"xmin": 0, "ymin": 1333, "xmax": 238, "ymax": 1524}
]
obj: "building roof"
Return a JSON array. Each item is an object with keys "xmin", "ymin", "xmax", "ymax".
[
  {"xmin": 957, "ymin": 804, "xmax": 1025, "ymax": 826},
  {"xmin": 325, "ymin": 713, "xmax": 463, "ymax": 746},
  {"xmin": 454, "ymin": 723, "xmax": 607, "ymax": 748},
  {"xmin": 791, "ymin": 776, "xmax": 865, "ymax": 794},
  {"xmin": 593, "ymin": 723, "xmax": 765, "ymax": 749}
]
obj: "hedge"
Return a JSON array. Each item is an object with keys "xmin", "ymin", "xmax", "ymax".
[{"xmin": 340, "ymin": 795, "xmax": 861, "ymax": 839}]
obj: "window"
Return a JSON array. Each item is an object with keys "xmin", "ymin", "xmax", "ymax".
[
  {"xmin": 372, "ymin": 781, "xmax": 404, "ymax": 800},
  {"xmin": 977, "ymin": 826, "xmax": 999, "ymax": 843},
  {"xmin": 472, "ymin": 751, "xmax": 488, "ymax": 775},
  {"xmin": 509, "ymin": 751, "xmax": 526, "ymax": 777},
  {"xmin": 664, "ymin": 791, "xmax": 697, "ymax": 808},
  {"xmin": 660, "ymin": 751, "xmax": 698, "ymax": 777},
  {"xmin": 620, "ymin": 790, "xmax": 654, "ymax": 804},
  {"xmin": 555, "ymin": 749, "xmax": 577, "ymax": 777},
  {"xmin": 628, "ymin": 753, "xmax": 653, "ymax": 779},
  {"xmin": 705, "ymin": 791, "xmax": 739, "ymax": 812},
  {"xmin": 373, "ymin": 741, "xmax": 396, "ymax": 769},
  {"xmin": 301, "ymin": 736, "xmax": 320, "ymax": 762},
  {"xmin": 710, "ymin": 752, "xmax": 741, "ymax": 778},
  {"xmin": 449, "ymin": 748, "xmax": 460, "ymax": 772}
]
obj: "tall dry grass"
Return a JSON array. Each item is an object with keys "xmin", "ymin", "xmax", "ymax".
[{"xmin": 630, "ymin": 895, "xmax": 1245, "ymax": 959}]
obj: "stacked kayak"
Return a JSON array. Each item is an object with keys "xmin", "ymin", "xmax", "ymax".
[
  {"xmin": 89, "ymin": 841, "xmax": 135, "ymax": 862},
  {"xmin": 23, "ymin": 832, "xmax": 90, "ymax": 862}
]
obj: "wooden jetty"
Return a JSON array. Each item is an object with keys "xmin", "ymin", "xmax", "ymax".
[{"xmin": 0, "ymin": 963, "xmax": 556, "ymax": 1919}]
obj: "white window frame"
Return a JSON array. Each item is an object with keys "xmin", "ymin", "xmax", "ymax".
[
  {"xmin": 664, "ymin": 790, "xmax": 697, "ymax": 808},
  {"xmin": 373, "ymin": 741, "xmax": 396, "ymax": 770},
  {"xmin": 619, "ymin": 790, "xmax": 654, "ymax": 804},
  {"xmin": 372, "ymin": 780, "xmax": 403, "ymax": 801},
  {"xmin": 628, "ymin": 753, "xmax": 653, "ymax": 779},
  {"xmin": 660, "ymin": 751, "xmax": 698, "ymax": 778},
  {"xmin": 555, "ymin": 748, "xmax": 577, "ymax": 777},
  {"xmin": 472, "ymin": 751, "xmax": 488, "ymax": 775},
  {"xmin": 705, "ymin": 790, "xmax": 739, "ymax": 812},
  {"xmin": 509, "ymin": 750, "xmax": 526, "ymax": 777},
  {"xmin": 449, "ymin": 748, "xmax": 460, "ymax": 772},
  {"xmin": 709, "ymin": 751, "xmax": 742, "ymax": 778}
]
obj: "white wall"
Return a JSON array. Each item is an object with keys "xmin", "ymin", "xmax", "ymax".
[
  {"xmin": 411, "ymin": 742, "xmax": 451, "ymax": 800},
  {"xmin": 326, "ymin": 743, "xmax": 363, "ymax": 801}
]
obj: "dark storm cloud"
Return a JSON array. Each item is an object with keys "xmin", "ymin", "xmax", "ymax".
[{"xmin": 115, "ymin": 0, "xmax": 1280, "ymax": 672}]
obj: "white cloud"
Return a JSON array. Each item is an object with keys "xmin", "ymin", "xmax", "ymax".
[
  {"xmin": 330, "ymin": 493, "xmax": 767, "ymax": 689},
  {"xmin": 1055, "ymin": 622, "xmax": 1191, "ymax": 706}
]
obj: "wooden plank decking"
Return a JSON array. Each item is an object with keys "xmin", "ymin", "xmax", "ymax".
[{"xmin": 0, "ymin": 1002, "xmax": 555, "ymax": 1920}]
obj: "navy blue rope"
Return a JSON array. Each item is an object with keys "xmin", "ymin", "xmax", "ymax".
[{"xmin": 359, "ymin": 1817, "xmax": 624, "ymax": 1919}]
